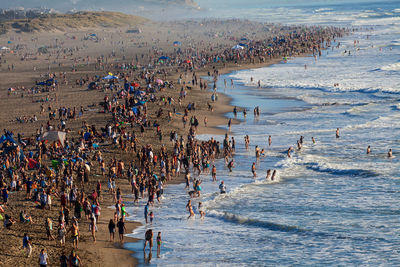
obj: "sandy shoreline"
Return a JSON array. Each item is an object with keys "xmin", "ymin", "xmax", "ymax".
[{"xmin": 0, "ymin": 18, "xmax": 347, "ymax": 266}]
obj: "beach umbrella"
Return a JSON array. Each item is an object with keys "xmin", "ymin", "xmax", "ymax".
[
  {"xmin": 183, "ymin": 59, "xmax": 191, "ymax": 64},
  {"xmin": 41, "ymin": 131, "xmax": 66, "ymax": 146},
  {"xmin": 156, "ymin": 79, "xmax": 163, "ymax": 85},
  {"xmin": 232, "ymin": 45, "xmax": 244, "ymax": 50}
]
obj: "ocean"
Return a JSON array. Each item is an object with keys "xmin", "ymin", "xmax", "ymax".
[{"xmin": 125, "ymin": 1, "xmax": 400, "ymax": 265}]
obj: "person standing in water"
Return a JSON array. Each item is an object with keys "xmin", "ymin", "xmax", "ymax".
[
  {"xmin": 367, "ymin": 146, "xmax": 371, "ymax": 154},
  {"xmin": 219, "ymin": 181, "xmax": 226, "ymax": 194},
  {"xmin": 336, "ymin": 128, "xmax": 340, "ymax": 138},
  {"xmin": 268, "ymin": 136, "xmax": 272, "ymax": 146},
  {"xmin": 388, "ymin": 149, "xmax": 393, "ymax": 158},
  {"xmin": 157, "ymin": 232, "xmax": 162, "ymax": 258},
  {"xmin": 251, "ymin": 162, "xmax": 257, "ymax": 178},
  {"xmin": 198, "ymin": 202, "xmax": 206, "ymax": 219},
  {"xmin": 266, "ymin": 169, "xmax": 271, "ymax": 180},
  {"xmin": 186, "ymin": 200, "xmax": 195, "ymax": 219},
  {"xmin": 211, "ymin": 165, "xmax": 217, "ymax": 181},
  {"xmin": 144, "ymin": 229, "xmax": 153, "ymax": 251},
  {"xmin": 287, "ymin": 147, "xmax": 293, "ymax": 158}
]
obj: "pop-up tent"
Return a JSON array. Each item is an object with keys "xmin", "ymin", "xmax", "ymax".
[{"xmin": 42, "ymin": 131, "xmax": 66, "ymax": 146}]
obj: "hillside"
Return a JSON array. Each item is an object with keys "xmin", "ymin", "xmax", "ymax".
[{"xmin": 0, "ymin": 11, "xmax": 148, "ymax": 34}]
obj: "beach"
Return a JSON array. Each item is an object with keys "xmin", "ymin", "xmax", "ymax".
[{"xmin": 0, "ymin": 13, "xmax": 351, "ymax": 266}]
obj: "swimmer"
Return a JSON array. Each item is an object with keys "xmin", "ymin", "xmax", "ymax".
[
  {"xmin": 367, "ymin": 145, "xmax": 371, "ymax": 154},
  {"xmin": 336, "ymin": 128, "xmax": 340, "ymax": 138},
  {"xmin": 388, "ymin": 149, "xmax": 392, "ymax": 158},
  {"xmin": 266, "ymin": 169, "xmax": 271, "ymax": 180},
  {"xmin": 312, "ymin": 137, "xmax": 316, "ymax": 144},
  {"xmin": 268, "ymin": 136, "xmax": 272, "ymax": 146}
]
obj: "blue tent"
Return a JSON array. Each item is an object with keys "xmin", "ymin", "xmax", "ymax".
[
  {"xmin": 0, "ymin": 134, "xmax": 17, "ymax": 145},
  {"xmin": 173, "ymin": 41, "xmax": 182, "ymax": 46},
  {"xmin": 238, "ymin": 43, "xmax": 249, "ymax": 48},
  {"xmin": 102, "ymin": 75, "xmax": 118, "ymax": 80},
  {"xmin": 158, "ymin": 56, "xmax": 170, "ymax": 61}
]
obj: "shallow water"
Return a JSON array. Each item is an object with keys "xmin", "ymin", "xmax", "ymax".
[{"xmin": 126, "ymin": 1, "xmax": 400, "ymax": 266}]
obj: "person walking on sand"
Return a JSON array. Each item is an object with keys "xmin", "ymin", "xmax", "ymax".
[
  {"xmin": 144, "ymin": 229, "xmax": 153, "ymax": 251},
  {"xmin": 22, "ymin": 233, "xmax": 32, "ymax": 258},
  {"xmin": 117, "ymin": 218, "xmax": 126, "ymax": 243},
  {"xmin": 108, "ymin": 219, "xmax": 116, "ymax": 242}
]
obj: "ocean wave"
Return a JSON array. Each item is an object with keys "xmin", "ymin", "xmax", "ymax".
[
  {"xmin": 208, "ymin": 210, "xmax": 308, "ymax": 233},
  {"xmin": 304, "ymin": 162, "xmax": 379, "ymax": 177},
  {"xmin": 380, "ymin": 62, "xmax": 400, "ymax": 71}
]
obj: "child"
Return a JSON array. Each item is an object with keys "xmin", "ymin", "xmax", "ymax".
[
  {"xmin": 157, "ymin": 232, "xmax": 162, "ymax": 258},
  {"xmin": 149, "ymin": 211, "xmax": 154, "ymax": 224}
]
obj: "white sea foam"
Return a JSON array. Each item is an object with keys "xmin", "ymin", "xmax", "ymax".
[{"xmin": 380, "ymin": 62, "xmax": 400, "ymax": 71}]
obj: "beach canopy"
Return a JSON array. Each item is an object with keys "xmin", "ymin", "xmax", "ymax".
[
  {"xmin": 0, "ymin": 46, "xmax": 10, "ymax": 51},
  {"xmin": 232, "ymin": 45, "xmax": 244, "ymax": 50},
  {"xmin": 41, "ymin": 131, "xmax": 66, "ymax": 146},
  {"xmin": 102, "ymin": 74, "xmax": 118, "ymax": 80}
]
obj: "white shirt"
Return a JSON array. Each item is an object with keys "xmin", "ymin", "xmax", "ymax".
[{"xmin": 39, "ymin": 252, "xmax": 48, "ymax": 265}]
